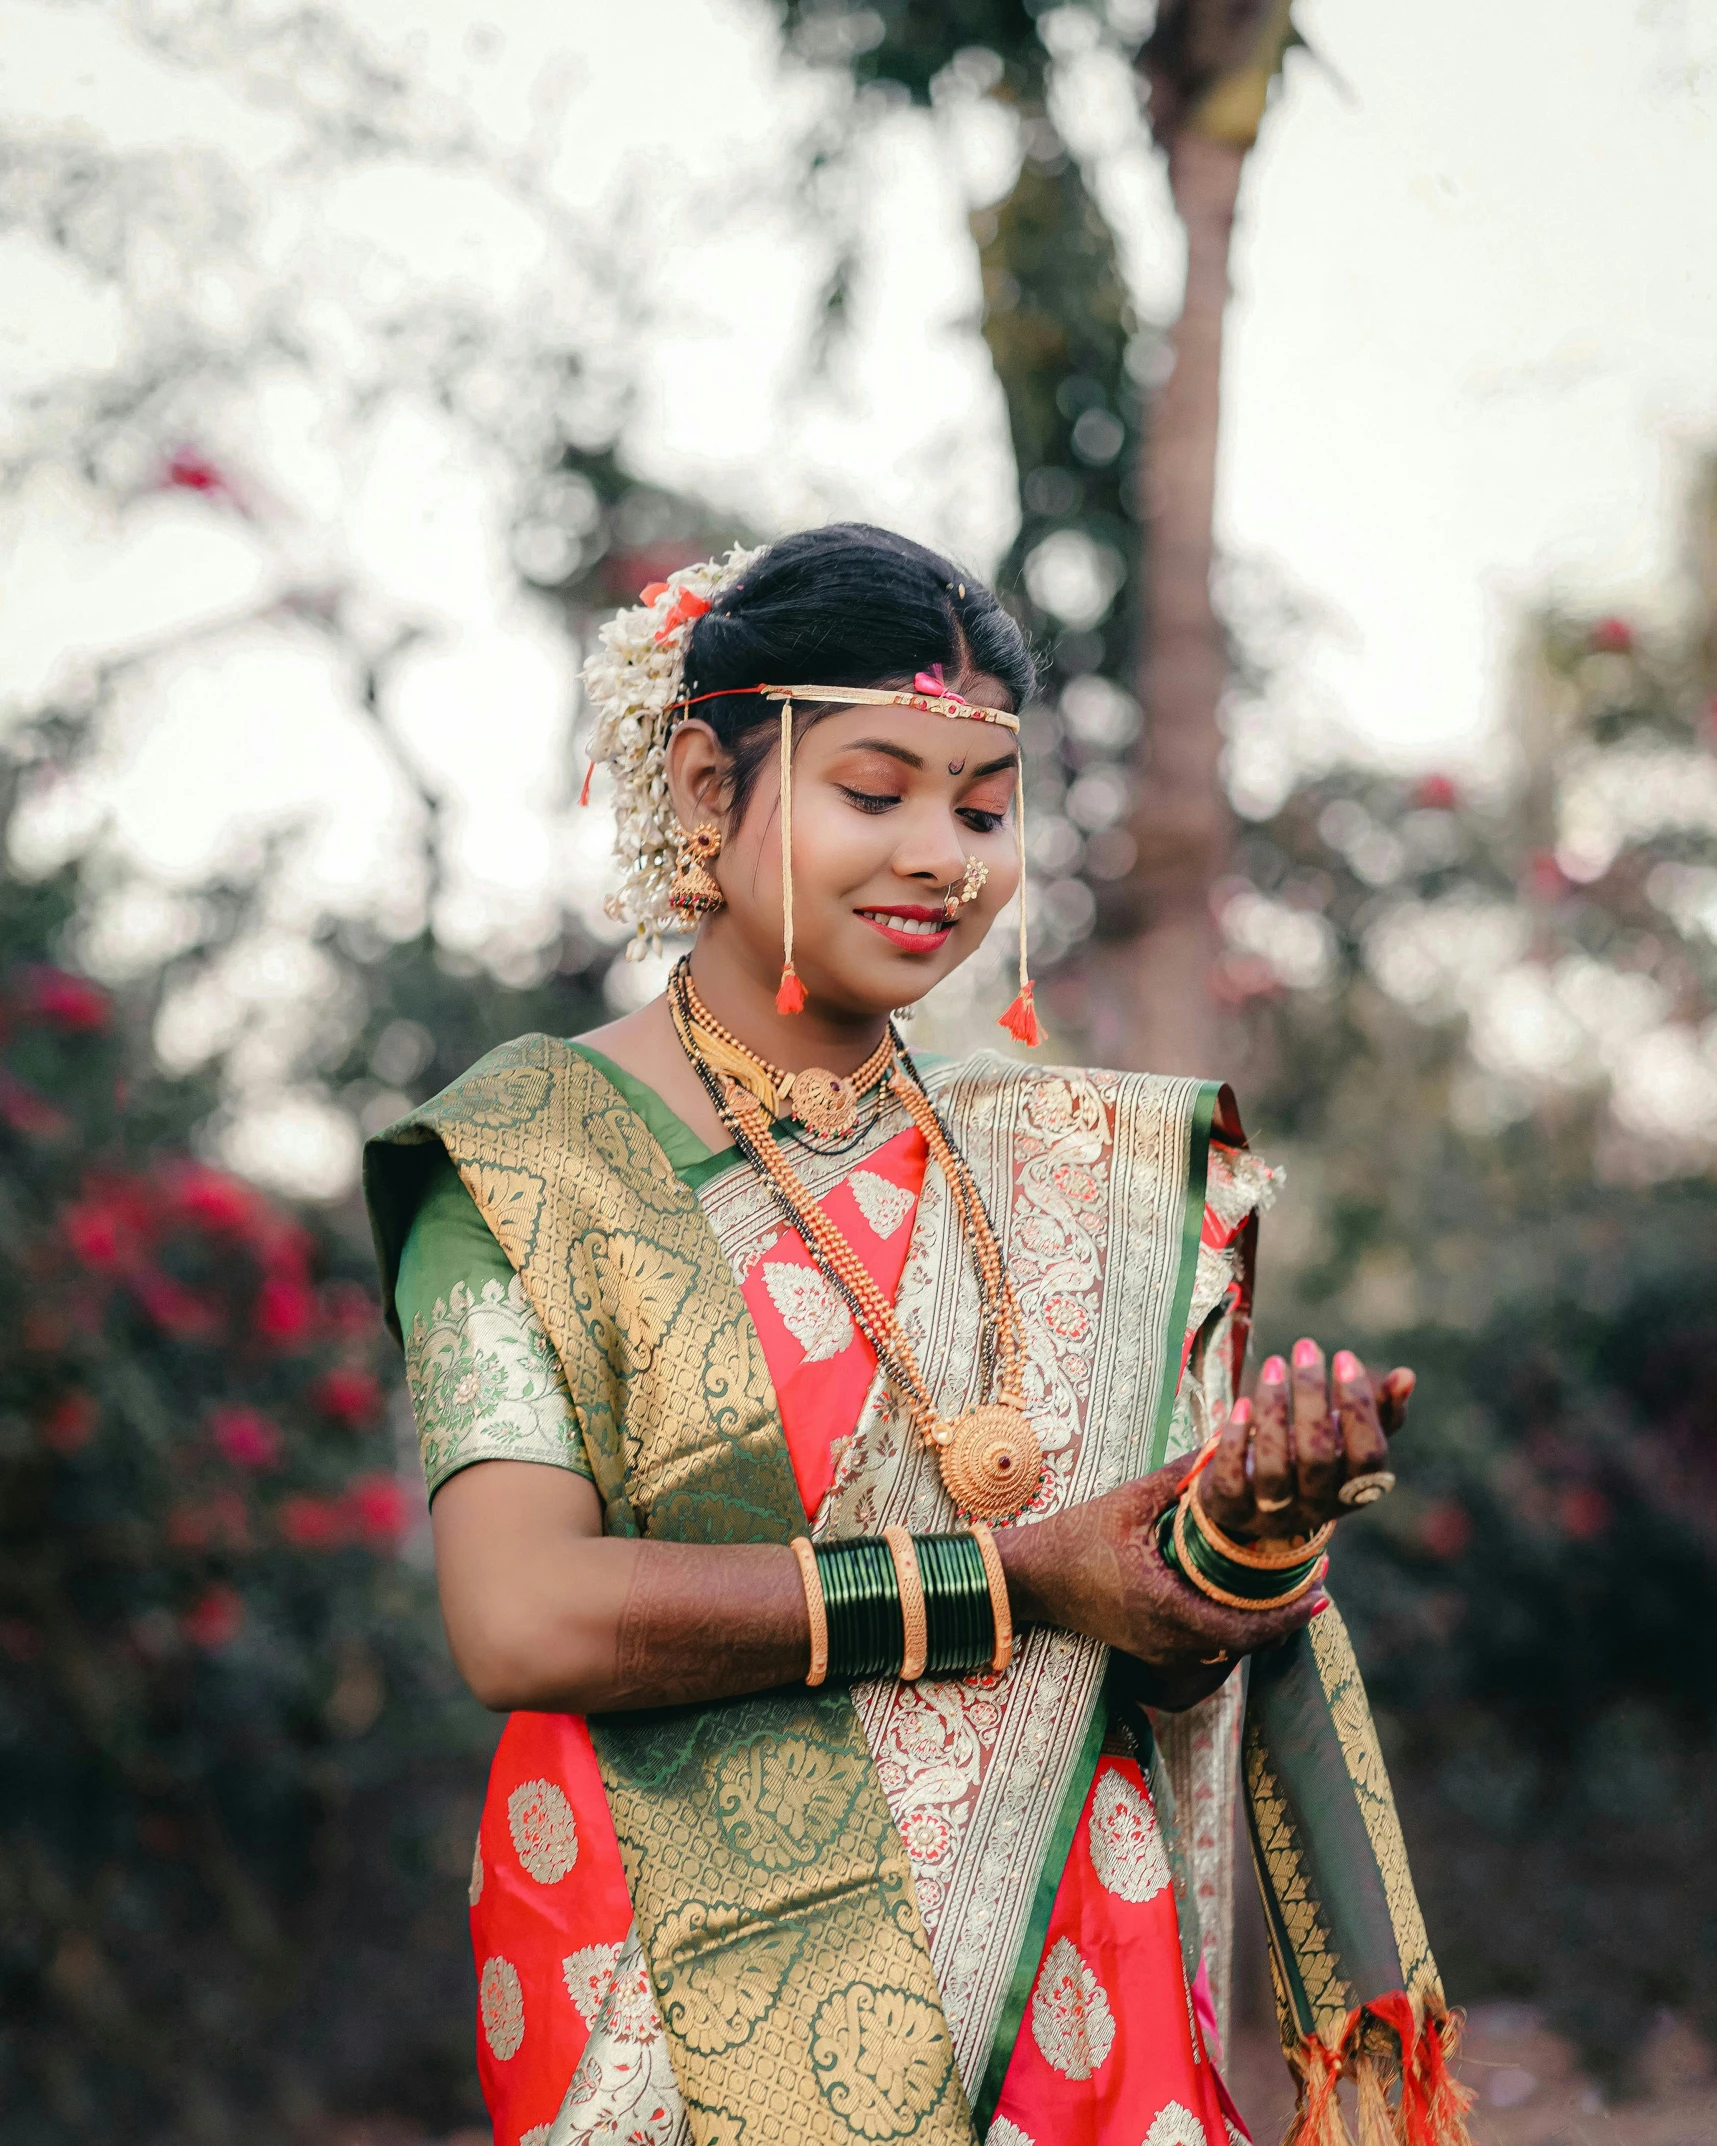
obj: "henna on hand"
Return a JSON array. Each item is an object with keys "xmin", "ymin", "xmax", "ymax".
[
  {"xmin": 996, "ymin": 1457, "xmax": 1325, "ymax": 1712},
  {"xmin": 608, "ymin": 1540, "xmax": 808, "ymax": 1710},
  {"xmin": 1202, "ymin": 1340, "xmax": 1416, "ymax": 1543}
]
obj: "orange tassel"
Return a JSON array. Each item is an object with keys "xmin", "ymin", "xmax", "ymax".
[
  {"xmin": 998, "ymin": 983, "xmax": 1043, "ymax": 1046},
  {"xmin": 1285, "ymin": 2026, "xmax": 1357, "ymax": 2146},
  {"xmin": 776, "ymin": 964, "xmax": 807, "ymax": 1015},
  {"xmin": 578, "ymin": 761, "xmax": 594, "ymax": 807}
]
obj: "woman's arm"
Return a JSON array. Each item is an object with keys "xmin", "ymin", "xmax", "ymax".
[
  {"xmin": 430, "ymin": 1343, "xmax": 1409, "ymax": 1716},
  {"xmin": 431, "ymin": 1463, "xmax": 808, "ymax": 1712},
  {"xmin": 430, "ymin": 1453, "xmax": 1320, "ymax": 1717}
]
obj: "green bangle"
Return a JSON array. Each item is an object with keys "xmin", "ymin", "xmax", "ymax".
[
  {"xmin": 1157, "ymin": 1497, "xmax": 1325, "ymax": 1610},
  {"xmin": 817, "ymin": 1538, "xmax": 904, "ymax": 1680},
  {"xmin": 918, "ymin": 1532, "xmax": 995, "ymax": 1675},
  {"xmin": 815, "ymin": 1533, "xmax": 1000, "ymax": 1680}
]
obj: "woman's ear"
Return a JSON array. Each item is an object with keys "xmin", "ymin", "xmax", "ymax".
[{"xmin": 663, "ymin": 719, "xmax": 730, "ymax": 832}]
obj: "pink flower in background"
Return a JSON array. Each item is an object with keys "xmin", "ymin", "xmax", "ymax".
[
  {"xmin": 1557, "ymin": 1486, "xmax": 1610, "ymax": 1541},
  {"xmin": 1419, "ymin": 1500, "xmax": 1472, "ymax": 1560},
  {"xmin": 170, "ymin": 1166, "xmax": 258, "ymax": 1236},
  {"xmin": 132, "ymin": 1266, "xmax": 220, "ymax": 1341},
  {"xmin": 181, "ymin": 1585, "xmax": 245, "ymax": 1650},
  {"xmin": 313, "ymin": 1366, "xmax": 383, "ymax": 1426},
  {"xmin": 320, "ymin": 1280, "xmax": 377, "ymax": 1338},
  {"xmin": 1413, "ymin": 773, "xmax": 1459, "ymax": 811},
  {"xmin": 23, "ymin": 967, "xmax": 112, "ymax": 1031},
  {"xmin": 278, "ymin": 1494, "xmax": 347, "ymax": 1550},
  {"xmin": 40, "ymin": 1392, "xmax": 99, "ymax": 1455},
  {"xmin": 62, "ymin": 1197, "xmax": 129, "ymax": 1267},
  {"xmin": 255, "ymin": 1271, "xmax": 315, "ymax": 1346},
  {"xmin": 167, "ymin": 1490, "xmax": 251, "ymax": 1553},
  {"xmin": 344, "ymin": 1472, "xmax": 409, "ymax": 1547},
  {"xmin": 211, "ymin": 1406, "xmax": 281, "ymax": 1470},
  {"xmin": 1589, "ymin": 615, "xmax": 1634, "ymax": 654}
]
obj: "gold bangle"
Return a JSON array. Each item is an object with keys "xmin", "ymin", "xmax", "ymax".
[
  {"xmin": 967, "ymin": 1520, "xmax": 1014, "ymax": 1675},
  {"xmin": 883, "ymin": 1525, "xmax": 928, "ymax": 1681},
  {"xmin": 1189, "ymin": 1474, "xmax": 1336, "ymax": 1570},
  {"xmin": 1172, "ymin": 1497, "xmax": 1328, "ymax": 1613},
  {"xmin": 791, "ymin": 1535, "xmax": 828, "ymax": 1688}
]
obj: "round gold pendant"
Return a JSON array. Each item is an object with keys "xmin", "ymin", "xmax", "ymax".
[
  {"xmin": 935, "ymin": 1404, "xmax": 1043, "ymax": 1522},
  {"xmin": 784, "ymin": 1065, "xmax": 858, "ymax": 1138}
]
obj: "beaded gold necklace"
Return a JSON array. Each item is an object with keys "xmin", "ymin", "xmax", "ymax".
[
  {"xmin": 680, "ymin": 966, "xmax": 897, "ymax": 1139},
  {"xmin": 669, "ymin": 960, "xmax": 1044, "ymax": 1522}
]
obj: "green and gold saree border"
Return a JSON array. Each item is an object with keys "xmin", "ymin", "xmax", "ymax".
[{"xmin": 365, "ymin": 1035, "xmax": 973, "ymax": 2146}]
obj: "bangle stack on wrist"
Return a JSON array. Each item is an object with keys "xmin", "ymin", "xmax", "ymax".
[
  {"xmin": 1158, "ymin": 1476, "xmax": 1333, "ymax": 1612},
  {"xmin": 794, "ymin": 1524, "xmax": 1014, "ymax": 1687}
]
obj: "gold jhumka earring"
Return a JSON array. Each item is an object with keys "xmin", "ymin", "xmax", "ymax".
[
  {"xmin": 667, "ymin": 822, "xmax": 725, "ymax": 921},
  {"xmin": 762, "ymin": 681, "xmax": 1041, "ymax": 1041}
]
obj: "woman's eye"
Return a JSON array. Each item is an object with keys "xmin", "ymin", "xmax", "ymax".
[
  {"xmin": 839, "ymin": 786, "xmax": 901, "ymax": 814},
  {"xmin": 959, "ymin": 809, "xmax": 1004, "ymax": 834}
]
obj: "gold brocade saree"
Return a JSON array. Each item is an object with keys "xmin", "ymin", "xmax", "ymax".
[{"xmin": 366, "ymin": 1036, "xmax": 1460, "ymax": 2146}]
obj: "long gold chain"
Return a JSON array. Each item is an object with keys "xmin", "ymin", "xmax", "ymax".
[{"xmin": 668, "ymin": 963, "xmax": 1043, "ymax": 1520}]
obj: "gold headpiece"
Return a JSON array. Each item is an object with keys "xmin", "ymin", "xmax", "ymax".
[{"xmin": 581, "ymin": 561, "xmax": 1040, "ymax": 1043}]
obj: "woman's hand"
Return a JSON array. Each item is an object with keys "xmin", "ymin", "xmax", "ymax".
[
  {"xmin": 1201, "ymin": 1340, "xmax": 1414, "ymax": 1545},
  {"xmin": 997, "ymin": 1455, "xmax": 1326, "ymax": 1712}
]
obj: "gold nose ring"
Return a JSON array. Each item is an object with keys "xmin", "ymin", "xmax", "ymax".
[{"xmin": 943, "ymin": 855, "xmax": 989, "ymax": 921}]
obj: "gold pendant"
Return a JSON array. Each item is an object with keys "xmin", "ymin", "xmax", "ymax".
[
  {"xmin": 780, "ymin": 1065, "xmax": 859, "ymax": 1138},
  {"xmin": 935, "ymin": 1403, "xmax": 1043, "ymax": 1521}
]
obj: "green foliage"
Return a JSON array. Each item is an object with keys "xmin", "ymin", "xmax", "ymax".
[
  {"xmin": 1225, "ymin": 555, "xmax": 1717, "ymax": 2077},
  {"xmin": 0, "ymin": 773, "xmax": 498, "ymax": 2143}
]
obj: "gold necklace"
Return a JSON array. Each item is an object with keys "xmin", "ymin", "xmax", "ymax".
[
  {"xmin": 669, "ymin": 966, "xmax": 1044, "ymax": 1522},
  {"xmin": 680, "ymin": 964, "xmax": 897, "ymax": 1139}
]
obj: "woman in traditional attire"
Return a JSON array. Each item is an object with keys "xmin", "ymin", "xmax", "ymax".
[{"xmin": 365, "ymin": 526, "xmax": 1469, "ymax": 2146}]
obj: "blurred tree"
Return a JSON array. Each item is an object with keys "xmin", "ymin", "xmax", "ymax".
[
  {"xmin": 784, "ymin": 0, "xmax": 1302, "ymax": 1064},
  {"xmin": 1110, "ymin": 0, "xmax": 1300, "ymax": 1077}
]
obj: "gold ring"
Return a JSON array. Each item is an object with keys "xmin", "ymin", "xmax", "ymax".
[
  {"xmin": 1254, "ymin": 1493, "xmax": 1294, "ymax": 1515},
  {"xmin": 1338, "ymin": 1471, "xmax": 1397, "ymax": 1508}
]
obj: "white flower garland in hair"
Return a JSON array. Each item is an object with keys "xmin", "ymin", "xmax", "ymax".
[{"xmin": 581, "ymin": 541, "xmax": 768, "ymax": 954}]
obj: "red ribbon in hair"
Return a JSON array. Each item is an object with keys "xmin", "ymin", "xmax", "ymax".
[{"xmin": 641, "ymin": 582, "xmax": 712, "ymax": 644}]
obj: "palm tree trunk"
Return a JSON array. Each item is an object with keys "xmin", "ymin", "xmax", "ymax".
[{"xmin": 1091, "ymin": 131, "xmax": 1244, "ymax": 1076}]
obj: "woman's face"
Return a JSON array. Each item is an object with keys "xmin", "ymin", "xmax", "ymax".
[{"xmin": 668, "ymin": 677, "xmax": 1023, "ymax": 1021}]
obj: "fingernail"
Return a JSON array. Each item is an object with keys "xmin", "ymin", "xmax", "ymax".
[
  {"xmin": 1315, "ymin": 1556, "xmax": 1330, "ymax": 1580},
  {"xmin": 1292, "ymin": 1338, "xmax": 1321, "ymax": 1370},
  {"xmin": 1332, "ymin": 1350, "xmax": 1359, "ymax": 1383},
  {"xmin": 1231, "ymin": 1397, "xmax": 1253, "ymax": 1426},
  {"xmin": 1310, "ymin": 1597, "xmax": 1332, "ymax": 1618},
  {"xmin": 1261, "ymin": 1356, "xmax": 1287, "ymax": 1384}
]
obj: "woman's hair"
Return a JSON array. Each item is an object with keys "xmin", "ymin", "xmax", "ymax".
[{"xmin": 681, "ymin": 522, "xmax": 1035, "ymax": 822}]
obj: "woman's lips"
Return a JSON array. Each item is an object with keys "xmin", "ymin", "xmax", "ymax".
[{"xmin": 856, "ymin": 907, "xmax": 953, "ymax": 953}]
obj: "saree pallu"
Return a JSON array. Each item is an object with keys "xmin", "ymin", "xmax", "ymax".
[{"xmin": 367, "ymin": 1039, "xmax": 1464, "ymax": 2146}]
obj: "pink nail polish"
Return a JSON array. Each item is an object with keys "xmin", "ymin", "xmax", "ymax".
[
  {"xmin": 1231, "ymin": 1398, "xmax": 1253, "ymax": 1426},
  {"xmin": 1261, "ymin": 1356, "xmax": 1287, "ymax": 1384},
  {"xmin": 1292, "ymin": 1338, "xmax": 1321, "ymax": 1370},
  {"xmin": 1310, "ymin": 1597, "xmax": 1332, "ymax": 1618},
  {"xmin": 1332, "ymin": 1350, "xmax": 1359, "ymax": 1383}
]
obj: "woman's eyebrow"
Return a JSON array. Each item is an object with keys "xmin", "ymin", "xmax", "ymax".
[
  {"xmin": 837, "ymin": 739, "xmax": 924, "ymax": 769},
  {"xmin": 832, "ymin": 741, "xmax": 1018, "ymax": 777}
]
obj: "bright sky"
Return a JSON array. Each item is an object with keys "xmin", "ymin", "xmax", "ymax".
[
  {"xmin": 1224, "ymin": 0, "xmax": 1717, "ymax": 778},
  {"xmin": 3, "ymin": 0, "xmax": 1716, "ymax": 1186}
]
